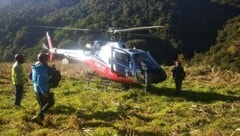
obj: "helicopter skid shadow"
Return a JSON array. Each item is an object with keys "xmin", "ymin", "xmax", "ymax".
[
  {"xmin": 148, "ymin": 86, "xmax": 240, "ymax": 103},
  {"xmin": 84, "ymin": 79, "xmax": 125, "ymax": 91},
  {"xmin": 83, "ymin": 73, "xmax": 130, "ymax": 91}
]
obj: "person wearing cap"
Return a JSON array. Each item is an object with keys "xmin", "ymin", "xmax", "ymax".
[
  {"xmin": 31, "ymin": 53, "xmax": 54, "ymax": 122},
  {"xmin": 11, "ymin": 53, "xmax": 26, "ymax": 107},
  {"xmin": 171, "ymin": 60, "xmax": 186, "ymax": 94}
]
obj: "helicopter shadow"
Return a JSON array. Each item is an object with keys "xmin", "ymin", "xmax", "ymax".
[
  {"xmin": 148, "ymin": 86, "xmax": 240, "ymax": 103},
  {"xmin": 49, "ymin": 104, "xmax": 77, "ymax": 115}
]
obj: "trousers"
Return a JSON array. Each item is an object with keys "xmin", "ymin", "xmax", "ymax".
[
  {"xmin": 35, "ymin": 92, "xmax": 55, "ymax": 117},
  {"xmin": 14, "ymin": 85, "xmax": 23, "ymax": 106},
  {"xmin": 174, "ymin": 79, "xmax": 183, "ymax": 93}
]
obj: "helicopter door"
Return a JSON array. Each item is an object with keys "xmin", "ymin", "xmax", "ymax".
[{"xmin": 111, "ymin": 47, "xmax": 132, "ymax": 77}]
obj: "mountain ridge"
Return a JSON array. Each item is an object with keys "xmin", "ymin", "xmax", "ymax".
[{"xmin": 0, "ymin": 0, "xmax": 239, "ymax": 71}]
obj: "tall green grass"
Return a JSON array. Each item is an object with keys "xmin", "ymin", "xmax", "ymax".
[{"xmin": 0, "ymin": 62, "xmax": 239, "ymax": 136}]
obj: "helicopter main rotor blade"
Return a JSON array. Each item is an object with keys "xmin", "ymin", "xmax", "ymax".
[
  {"xmin": 112, "ymin": 26, "xmax": 164, "ymax": 33},
  {"xmin": 29, "ymin": 25, "xmax": 163, "ymax": 33},
  {"xmin": 42, "ymin": 43, "xmax": 48, "ymax": 49},
  {"xmin": 122, "ymin": 33, "xmax": 160, "ymax": 38},
  {"xmin": 28, "ymin": 25, "xmax": 95, "ymax": 32}
]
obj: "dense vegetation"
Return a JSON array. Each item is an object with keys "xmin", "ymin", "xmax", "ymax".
[
  {"xmin": 0, "ymin": 0, "xmax": 239, "ymax": 70},
  {"xmin": 1, "ymin": 1, "xmax": 240, "ymax": 135},
  {"xmin": 0, "ymin": 62, "xmax": 240, "ymax": 135},
  {"xmin": 191, "ymin": 16, "xmax": 240, "ymax": 72},
  {"xmin": 0, "ymin": 0, "xmax": 10, "ymax": 7}
]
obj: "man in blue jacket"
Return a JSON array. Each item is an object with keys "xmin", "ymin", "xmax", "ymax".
[{"xmin": 31, "ymin": 53, "xmax": 54, "ymax": 122}]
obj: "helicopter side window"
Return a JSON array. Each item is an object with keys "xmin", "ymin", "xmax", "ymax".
[
  {"xmin": 112, "ymin": 50, "xmax": 132, "ymax": 77},
  {"xmin": 113, "ymin": 52, "xmax": 130, "ymax": 67}
]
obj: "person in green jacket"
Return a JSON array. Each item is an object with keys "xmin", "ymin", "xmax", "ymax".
[{"xmin": 12, "ymin": 54, "xmax": 26, "ymax": 106}]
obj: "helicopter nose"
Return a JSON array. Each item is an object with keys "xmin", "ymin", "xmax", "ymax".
[{"xmin": 147, "ymin": 68, "xmax": 167, "ymax": 83}]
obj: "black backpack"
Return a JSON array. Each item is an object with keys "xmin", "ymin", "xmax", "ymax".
[{"xmin": 49, "ymin": 68, "xmax": 61, "ymax": 88}]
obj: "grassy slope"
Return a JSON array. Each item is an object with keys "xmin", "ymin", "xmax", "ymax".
[{"xmin": 0, "ymin": 62, "xmax": 240, "ymax": 136}]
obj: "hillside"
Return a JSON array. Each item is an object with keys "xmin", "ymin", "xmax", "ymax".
[
  {"xmin": 0, "ymin": 0, "xmax": 10, "ymax": 8},
  {"xmin": 0, "ymin": 62, "xmax": 240, "ymax": 135},
  {"xmin": 191, "ymin": 16, "xmax": 240, "ymax": 72},
  {"xmin": 0, "ymin": 0, "xmax": 239, "ymax": 70}
]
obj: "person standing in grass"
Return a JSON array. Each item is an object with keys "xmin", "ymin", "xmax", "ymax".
[
  {"xmin": 171, "ymin": 60, "xmax": 186, "ymax": 94},
  {"xmin": 12, "ymin": 53, "xmax": 26, "ymax": 107},
  {"xmin": 31, "ymin": 53, "xmax": 55, "ymax": 122}
]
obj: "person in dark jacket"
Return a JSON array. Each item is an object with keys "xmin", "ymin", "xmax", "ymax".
[
  {"xmin": 11, "ymin": 54, "xmax": 26, "ymax": 107},
  {"xmin": 31, "ymin": 53, "xmax": 54, "ymax": 122},
  {"xmin": 171, "ymin": 60, "xmax": 186, "ymax": 94}
]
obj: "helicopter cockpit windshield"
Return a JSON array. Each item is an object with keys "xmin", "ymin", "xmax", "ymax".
[
  {"xmin": 133, "ymin": 53, "xmax": 160, "ymax": 70},
  {"xmin": 111, "ymin": 47, "xmax": 159, "ymax": 75},
  {"xmin": 110, "ymin": 47, "xmax": 166, "ymax": 84}
]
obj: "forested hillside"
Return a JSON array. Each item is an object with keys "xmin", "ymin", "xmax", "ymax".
[
  {"xmin": 0, "ymin": 0, "xmax": 239, "ymax": 71},
  {"xmin": 0, "ymin": 0, "xmax": 10, "ymax": 8},
  {"xmin": 192, "ymin": 16, "xmax": 240, "ymax": 72}
]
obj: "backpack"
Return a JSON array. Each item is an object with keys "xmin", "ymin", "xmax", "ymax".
[{"xmin": 49, "ymin": 68, "xmax": 61, "ymax": 88}]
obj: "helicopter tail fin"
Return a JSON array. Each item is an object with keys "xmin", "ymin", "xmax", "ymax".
[
  {"xmin": 49, "ymin": 53, "xmax": 54, "ymax": 62},
  {"xmin": 46, "ymin": 32, "xmax": 54, "ymax": 49},
  {"xmin": 46, "ymin": 32, "xmax": 55, "ymax": 61}
]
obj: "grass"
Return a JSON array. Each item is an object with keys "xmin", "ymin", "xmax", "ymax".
[{"xmin": 0, "ymin": 62, "xmax": 240, "ymax": 136}]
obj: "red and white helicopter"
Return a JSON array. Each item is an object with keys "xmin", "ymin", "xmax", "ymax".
[{"xmin": 39, "ymin": 26, "xmax": 167, "ymax": 90}]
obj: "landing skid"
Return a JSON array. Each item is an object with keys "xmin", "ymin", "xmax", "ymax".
[{"xmin": 84, "ymin": 72, "xmax": 130, "ymax": 91}]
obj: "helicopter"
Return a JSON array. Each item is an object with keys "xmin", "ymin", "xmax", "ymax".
[{"xmin": 37, "ymin": 25, "xmax": 167, "ymax": 90}]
